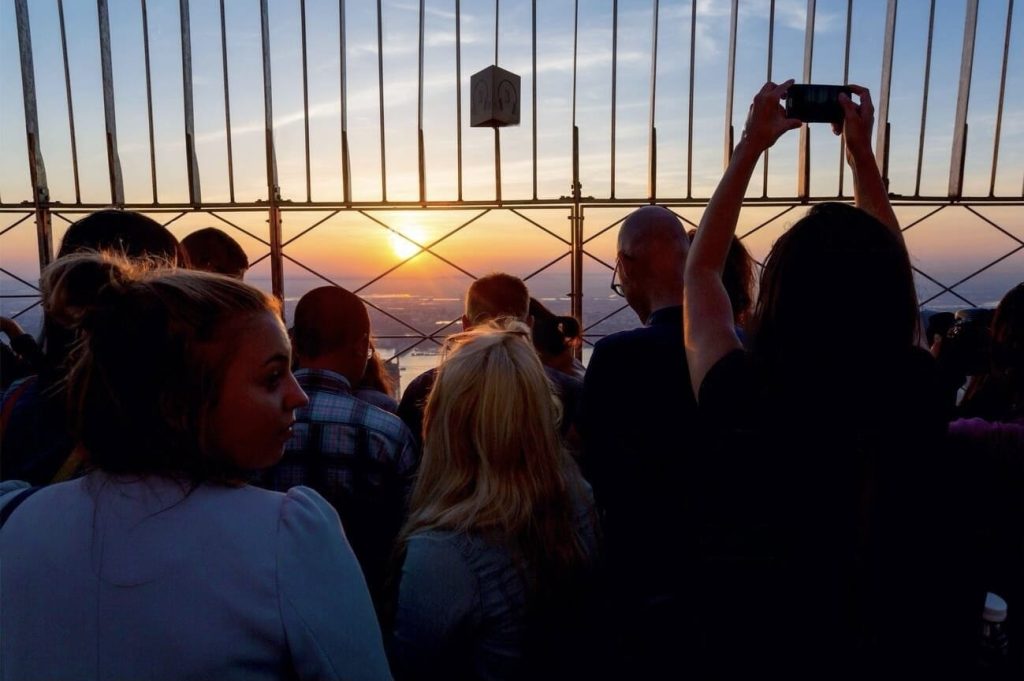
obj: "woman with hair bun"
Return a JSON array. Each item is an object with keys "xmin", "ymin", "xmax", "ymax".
[
  {"xmin": 0, "ymin": 254, "xmax": 393, "ymax": 681},
  {"xmin": 528, "ymin": 297, "xmax": 585, "ymax": 381},
  {"xmin": 390, "ymin": 323, "xmax": 599, "ymax": 681}
]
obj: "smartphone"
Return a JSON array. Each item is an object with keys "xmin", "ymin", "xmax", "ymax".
[{"xmin": 784, "ymin": 84, "xmax": 852, "ymax": 124}]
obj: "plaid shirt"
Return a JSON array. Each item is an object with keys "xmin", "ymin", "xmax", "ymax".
[{"xmin": 262, "ymin": 368, "xmax": 419, "ymax": 599}]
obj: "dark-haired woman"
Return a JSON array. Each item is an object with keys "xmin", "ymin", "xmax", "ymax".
[
  {"xmin": 0, "ymin": 254, "xmax": 392, "ymax": 680},
  {"xmin": 683, "ymin": 82, "xmax": 974, "ymax": 676},
  {"xmin": 355, "ymin": 344, "xmax": 401, "ymax": 414},
  {"xmin": 948, "ymin": 282, "xmax": 1024, "ymax": 675},
  {"xmin": 528, "ymin": 298, "xmax": 585, "ymax": 381}
]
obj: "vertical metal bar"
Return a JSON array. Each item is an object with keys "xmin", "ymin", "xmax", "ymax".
[
  {"xmin": 493, "ymin": 135, "xmax": 502, "ymax": 202},
  {"xmin": 141, "ymin": 0, "xmax": 158, "ymax": 202},
  {"xmin": 300, "ymin": 0, "xmax": 312, "ymax": 202},
  {"xmin": 837, "ymin": 0, "xmax": 852, "ymax": 196},
  {"xmin": 685, "ymin": 0, "xmax": 696, "ymax": 198},
  {"xmin": 723, "ymin": 0, "xmax": 738, "ymax": 169},
  {"xmin": 15, "ymin": 0, "xmax": 52, "ymax": 269},
  {"xmin": 179, "ymin": 0, "xmax": 201, "ymax": 206},
  {"xmin": 455, "ymin": 0, "xmax": 463, "ymax": 201},
  {"xmin": 948, "ymin": 0, "xmax": 979, "ymax": 199},
  {"xmin": 532, "ymin": 0, "xmax": 538, "ymax": 200},
  {"xmin": 571, "ymin": 133, "xmax": 583, "ymax": 325},
  {"xmin": 493, "ymin": 0, "xmax": 501, "ymax": 203},
  {"xmin": 914, "ymin": 0, "xmax": 936, "ymax": 197},
  {"xmin": 57, "ymin": 0, "xmax": 81, "ymax": 204},
  {"xmin": 376, "ymin": 0, "xmax": 387, "ymax": 201},
  {"xmin": 797, "ymin": 0, "xmax": 815, "ymax": 199},
  {"xmin": 610, "ymin": 0, "xmax": 618, "ymax": 198},
  {"xmin": 989, "ymin": 0, "xmax": 1014, "ymax": 197},
  {"xmin": 97, "ymin": 0, "xmax": 125, "ymax": 205},
  {"xmin": 875, "ymin": 0, "xmax": 897, "ymax": 187},
  {"xmin": 259, "ymin": 0, "xmax": 283, "ymax": 300},
  {"xmin": 340, "ymin": 0, "xmax": 351, "ymax": 205},
  {"xmin": 647, "ymin": 0, "xmax": 659, "ymax": 202},
  {"xmin": 571, "ymin": 0, "xmax": 578, "ymax": 128},
  {"xmin": 762, "ymin": 0, "xmax": 775, "ymax": 197},
  {"xmin": 417, "ymin": 0, "xmax": 426, "ymax": 204},
  {"xmin": 219, "ymin": 0, "xmax": 235, "ymax": 202}
]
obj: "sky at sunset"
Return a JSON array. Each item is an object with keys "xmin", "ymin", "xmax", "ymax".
[{"xmin": 1, "ymin": 0, "xmax": 1022, "ymax": 323}]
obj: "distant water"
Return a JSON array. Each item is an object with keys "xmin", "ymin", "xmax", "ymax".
[
  {"xmin": 3, "ymin": 271, "xmax": 1017, "ymax": 398},
  {"xmin": 384, "ymin": 346, "xmax": 594, "ymax": 398}
]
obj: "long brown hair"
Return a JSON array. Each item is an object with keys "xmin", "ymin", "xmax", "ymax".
[
  {"xmin": 399, "ymin": 322, "xmax": 592, "ymax": 591},
  {"xmin": 961, "ymin": 282, "xmax": 1024, "ymax": 420},
  {"xmin": 751, "ymin": 203, "xmax": 919, "ymax": 383}
]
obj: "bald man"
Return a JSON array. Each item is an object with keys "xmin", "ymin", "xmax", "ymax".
[
  {"xmin": 260, "ymin": 286, "xmax": 417, "ymax": 610},
  {"xmin": 581, "ymin": 205, "xmax": 701, "ymax": 675}
]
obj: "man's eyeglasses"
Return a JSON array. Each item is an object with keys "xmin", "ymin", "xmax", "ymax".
[{"xmin": 610, "ymin": 256, "xmax": 626, "ymax": 297}]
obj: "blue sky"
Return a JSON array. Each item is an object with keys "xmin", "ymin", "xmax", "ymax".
[{"xmin": 2, "ymin": 0, "xmax": 1021, "ymax": 205}]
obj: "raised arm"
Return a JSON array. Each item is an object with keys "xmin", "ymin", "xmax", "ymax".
[
  {"xmin": 835, "ymin": 85, "xmax": 902, "ymax": 243},
  {"xmin": 684, "ymin": 80, "xmax": 801, "ymax": 396}
]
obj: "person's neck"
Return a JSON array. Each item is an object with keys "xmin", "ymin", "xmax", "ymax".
[
  {"xmin": 644, "ymin": 293, "xmax": 682, "ymax": 322},
  {"xmin": 298, "ymin": 356, "xmax": 356, "ymax": 385}
]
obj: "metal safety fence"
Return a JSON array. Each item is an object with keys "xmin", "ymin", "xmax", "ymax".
[{"xmin": 2, "ymin": 0, "xmax": 1022, "ymax": 372}]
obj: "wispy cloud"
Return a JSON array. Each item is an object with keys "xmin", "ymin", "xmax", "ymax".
[{"xmin": 389, "ymin": 1, "xmax": 459, "ymax": 22}]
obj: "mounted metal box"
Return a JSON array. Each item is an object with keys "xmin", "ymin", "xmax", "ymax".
[{"xmin": 470, "ymin": 65, "xmax": 520, "ymax": 127}]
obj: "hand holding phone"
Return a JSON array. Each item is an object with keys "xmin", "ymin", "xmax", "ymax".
[{"xmin": 740, "ymin": 80, "xmax": 802, "ymax": 153}]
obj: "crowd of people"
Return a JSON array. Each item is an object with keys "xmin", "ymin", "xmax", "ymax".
[{"xmin": 0, "ymin": 82, "xmax": 1022, "ymax": 679}]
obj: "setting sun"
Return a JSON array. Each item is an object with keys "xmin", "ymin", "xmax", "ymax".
[{"xmin": 389, "ymin": 225, "xmax": 427, "ymax": 260}]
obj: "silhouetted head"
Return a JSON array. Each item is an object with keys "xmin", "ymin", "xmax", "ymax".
[
  {"xmin": 181, "ymin": 227, "xmax": 248, "ymax": 279},
  {"xmin": 463, "ymin": 272, "xmax": 530, "ymax": 328},
  {"xmin": 292, "ymin": 286, "xmax": 371, "ymax": 384},
  {"xmin": 751, "ymin": 202, "xmax": 918, "ymax": 376},
  {"xmin": 617, "ymin": 206, "xmax": 689, "ymax": 323},
  {"xmin": 43, "ymin": 210, "xmax": 182, "ymax": 372},
  {"xmin": 58, "ymin": 209, "xmax": 180, "ymax": 262},
  {"xmin": 991, "ymin": 283, "xmax": 1024, "ymax": 386},
  {"xmin": 42, "ymin": 252, "xmax": 305, "ymax": 481},
  {"xmin": 954, "ymin": 280, "xmax": 1024, "ymax": 419},
  {"xmin": 529, "ymin": 297, "xmax": 581, "ymax": 359}
]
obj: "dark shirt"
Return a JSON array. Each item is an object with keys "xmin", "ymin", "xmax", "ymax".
[
  {"xmin": 948, "ymin": 415, "xmax": 1024, "ymax": 674},
  {"xmin": 390, "ymin": 485, "xmax": 601, "ymax": 681},
  {"xmin": 1, "ymin": 375, "xmax": 75, "ymax": 486},
  {"xmin": 1, "ymin": 334, "xmax": 42, "ymax": 391},
  {"xmin": 398, "ymin": 365, "xmax": 582, "ymax": 447},
  {"xmin": 694, "ymin": 347, "xmax": 976, "ymax": 677},
  {"xmin": 578, "ymin": 305, "xmax": 702, "ymax": 677},
  {"xmin": 261, "ymin": 369, "xmax": 419, "ymax": 605},
  {"xmin": 581, "ymin": 306, "xmax": 698, "ymax": 596}
]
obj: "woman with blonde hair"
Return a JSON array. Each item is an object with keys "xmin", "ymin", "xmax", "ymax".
[
  {"xmin": 0, "ymin": 253, "xmax": 392, "ymax": 681},
  {"xmin": 390, "ymin": 323, "xmax": 599, "ymax": 681}
]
